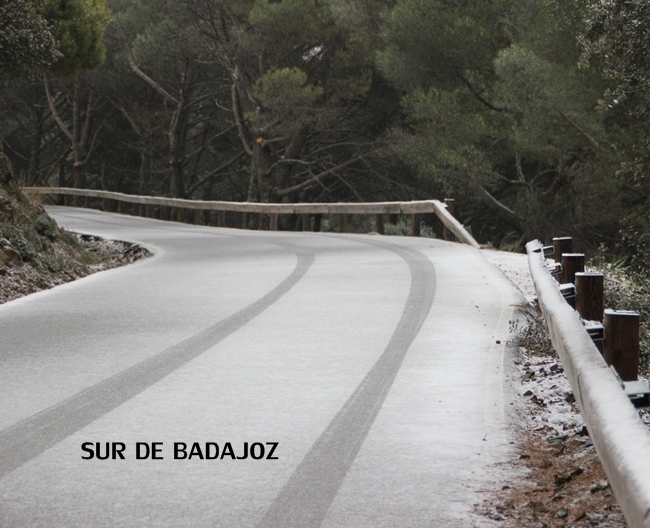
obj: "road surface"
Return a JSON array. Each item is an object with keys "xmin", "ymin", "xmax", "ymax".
[{"xmin": 0, "ymin": 207, "xmax": 524, "ymax": 527}]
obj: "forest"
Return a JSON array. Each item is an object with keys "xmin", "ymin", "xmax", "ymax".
[{"xmin": 1, "ymin": 0, "xmax": 650, "ymax": 268}]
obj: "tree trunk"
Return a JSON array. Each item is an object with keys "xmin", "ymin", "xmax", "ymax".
[
  {"xmin": 58, "ymin": 161, "xmax": 67, "ymax": 205},
  {"xmin": 250, "ymin": 141, "xmax": 273, "ymax": 203},
  {"xmin": 27, "ymin": 103, "xmax": 45, "ymax": 185}
]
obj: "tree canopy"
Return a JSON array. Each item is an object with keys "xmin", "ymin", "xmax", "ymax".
[
  {"xmin": 580, "ymin": 0, "xmax": 650, "ymax": 114},
  {"xmin": 41, "ymin": 0, "xmax": 110, "ymax": 76},
  {"xmin": 1, "ymin": 0, "xmax": 649, "ymax": 263},
  {"xmin": 0, "ymin": 0, "xmax": 60, "ymax": 77}
]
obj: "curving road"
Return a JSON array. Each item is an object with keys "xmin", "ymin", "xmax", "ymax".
[{"xmin": 0, "ymin": 207, "xmax": 524, "ymax": 527}]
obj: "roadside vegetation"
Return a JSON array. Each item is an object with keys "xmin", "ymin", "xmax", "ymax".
[
  {"xmin": 590, "ymin": 252, "xmax": 650, "ymax": 378},
  {"xmin": 0, "ymin": 146, "xmax": 150, "ymax": 304},
  {"xmin": 0, "ymin": 0, "xmax": 649, "ymax": 267}
]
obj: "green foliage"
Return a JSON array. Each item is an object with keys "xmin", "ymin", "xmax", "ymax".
[
  {"xmin": 495, "ymin": 45, "xmax": 564, "ymax": 115},
  {"xmin": 248, "ymin": 0, "xmax": 323, "ymax": 57},
  {"xmin": 580, "ymin": 0, "xmax": 650, "ymax": 116},
  {"xmin": 378, "ymin": 0, "xmax": 508, "ymax": 91},
  {"xmin": 42, "ymin": 0, "xmax": 111, "ymax": 76},
  {"xmin": 35, "ymin": 253, "xmax": 65, "ymax": 272},
  {"xmin": 0, "ymin": 184, "xmax": 101, "ymax": 278},
  {"xmin": 0, "ymin": 0, "xmax": 61, "ymax": 77},
  {"xmin": 589, "ymin": 251, "xmax": 650, "ymax": 376},
  {"xmin": 3, "ymin": 226, "xmax": 39, "ymax": 263},
  {"xmin": 2, "ymin": 0, "xmax": 650, "ymax": 261},
  {"xmin": 183, "ymin": 0, "xmax": 399, "ymax": 204},
  {"xmin": 589, "ymin": 243, "xmax": 629, "ymax": 273},
  {"xmin": 390, "ymin": 87, "xmax": 494, "ymax": 195},
  {"xmin": 245, "ymin": 0, "xmax": 376, "ymax": 103},
  {"xmin": 493, "ymin": 44, "xmax": 607, "ymax": 161},
  {"xmin": 378, "ymin": 0, "xmax": 630, "ymax": 248},
  {"xmin": 252, "ymin": 68, "xmax": 322, "ymax": 136},
  {"xmin": 34, "ymin": 214, "xmax": 60, "ymax": 241},
  {"xmin": 128, "ymin": 2, "xmax": 204, "ymax": 75},
  {"xmin": 509, "ymin": 0, "xmax": 590, "ymax": 66},
  {"xmin": 578, "ymin": 1, "xmax": 650, "ymax": 271}
]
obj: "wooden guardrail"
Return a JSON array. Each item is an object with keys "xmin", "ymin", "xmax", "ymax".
[
  {"xmin": 23, "ymin": 187, "xmax": 480, "ymax": 248},
  {"xmin": 527, "ymin": 240, "xmax": 650, "ymax": 528}
]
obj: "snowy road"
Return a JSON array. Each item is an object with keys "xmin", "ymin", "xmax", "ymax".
[{"xmin": 0, "ymin": 207, "xmax": 524, "ymax": 527}]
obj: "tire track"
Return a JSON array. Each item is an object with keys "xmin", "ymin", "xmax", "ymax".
[
  {"xmin": 0, "ymin": 243, "xmax": 314, "ymax": 480},
  {"xmin": 257, "ymin": 240, "xmax": 436, "ymax": 528}
]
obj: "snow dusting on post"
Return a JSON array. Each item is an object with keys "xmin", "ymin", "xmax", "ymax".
[{"xmin": 527, "ymin": 240, "xmax": 650, "ymax": 528}]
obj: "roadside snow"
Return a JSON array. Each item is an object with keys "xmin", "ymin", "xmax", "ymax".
[
  {"xmin": 478, "ymin": 248, "xmax": 627, "ymax": 527},
  {"xmin": 481, "ymin": 248, "xmax": 536, "ymax": 305}
]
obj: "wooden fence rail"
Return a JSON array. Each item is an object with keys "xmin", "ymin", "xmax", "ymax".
[{"xmin": 23, "ymin": 187, "xmax": 480, "ymax": 248}]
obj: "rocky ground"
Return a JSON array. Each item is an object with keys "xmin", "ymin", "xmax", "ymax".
[
  {"xmin": 0, "ymin": 232, "xmax": 151, "ymax": 304},
  {"xmin": 480, "ymin": 249, "xmax": 650, "ymax": 528},
  {"xmin": 0, "ymin": 184, "xmax": 150, "ymax": 305}
]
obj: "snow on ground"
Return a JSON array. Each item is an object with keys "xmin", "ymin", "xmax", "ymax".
[
  {"xmin": 478, "ymin": 248, "xmax": 627, "ymax": 527},
  {"xmin": 481, "ymin": 248, "xmax": 536, "ymax": 305}
]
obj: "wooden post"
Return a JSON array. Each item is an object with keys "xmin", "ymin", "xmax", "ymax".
[
  {"xmin": 193, "ymin": 209, "xmax": 203, "ymax": 225},
  {"xmin": 269, "ymin": 213, "xmax": 278, "ymax": 231},
  {"xmin": 561, "ymin": 253, "xmax": 585, "ymax": 285},
  {"xmin": 117, "ymin": 200, "xmax": 124, "ymax": 214},
  {"xmin": 375, "ymin": 214, "xmax": 384, "ymax": 235},
  {"xmin": 242, "ymin": 212, "xmax": 248, "ymax": 229},
  {"xmin": 145, "ymin": 204, "xmax": 153, "ymax": 218},
  {"xmin": 410, "ymin": 214, "xmax": 420, "ymax": 236},
  {"xmin": 552, "ymin": 237, "xmax": 572, "ymax": 260},
  {"xmin": 219, "ymin": 211, "xmax": 226, "ymax": 227},
  {"xmin": 444, "ymin": 198, "xmax": 455, "ymax": 241},
  {"xmin": 338, "ymin": 214, "xmax": 346, "ymax": 233},
  {"xmin": 604, "ymin": 309, "xmax": 640, "ymax": 381},
  {"xmin": 575, "ymin": 272, "xmax": 604, "ymax": 322},
  {"xmin": 302, "ymin": 214, "xmax": 310, "ymax": 232}
]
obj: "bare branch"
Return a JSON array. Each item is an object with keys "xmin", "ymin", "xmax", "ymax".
[
  {"xmin": 482, "ymin": 187, "xmax": 524, "ymax": 231},
  {"xmin": 82, "ymin": 120, "xmax": 106, "ymax": 166},
  {"xmin": 186, "ymin": 151, "xmax": 246, "ymax": 195},
  {"xmin": 274, "ymin": 154, "xmax": 368, "ymax": 197},
  {"xmin": 43, "ymin": 74, "xmax": 73, "ymax": 140},
  {"xmin": 112, "ymin": 100, "xmax": 142, "ymax": 137},
  {"xmin": 457, "ymin": 75, "xmax": 507, "ymax": 113},
  {"xmin": 125, "ymin": 48, "xmax": 180, "ymax": 105},
  {"xmin": 39, "ymin": 146, "xmax": 72, "ymax": 185},
  {"xmin": 231, "ymin": 80, "xmax": 252, "ymax": 156},
  {"xmin": 80, "ymin": 88, "xmax": 94, "ymax": 153},
  {"xmin": 557, "ymin": 111, "xmax": 616, "ymax": 160}
]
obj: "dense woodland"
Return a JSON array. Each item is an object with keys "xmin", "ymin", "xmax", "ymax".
[{"xmin": 1, "ymin": 0, "xmax": 650, "ymax": 265}]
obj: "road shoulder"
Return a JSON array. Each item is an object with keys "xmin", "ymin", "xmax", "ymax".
[{"xmin": 479, "ymin": 249, "xmax": 627, "ymax": 527}]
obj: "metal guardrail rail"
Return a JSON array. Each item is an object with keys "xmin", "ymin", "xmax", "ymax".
[
  {"xmin": 527, "ymin": 240, "xmax": 650, "ymax": 528},
  {"xmin": 23, "ymin": 187, "xmax": 480, "ymax": 248}
]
